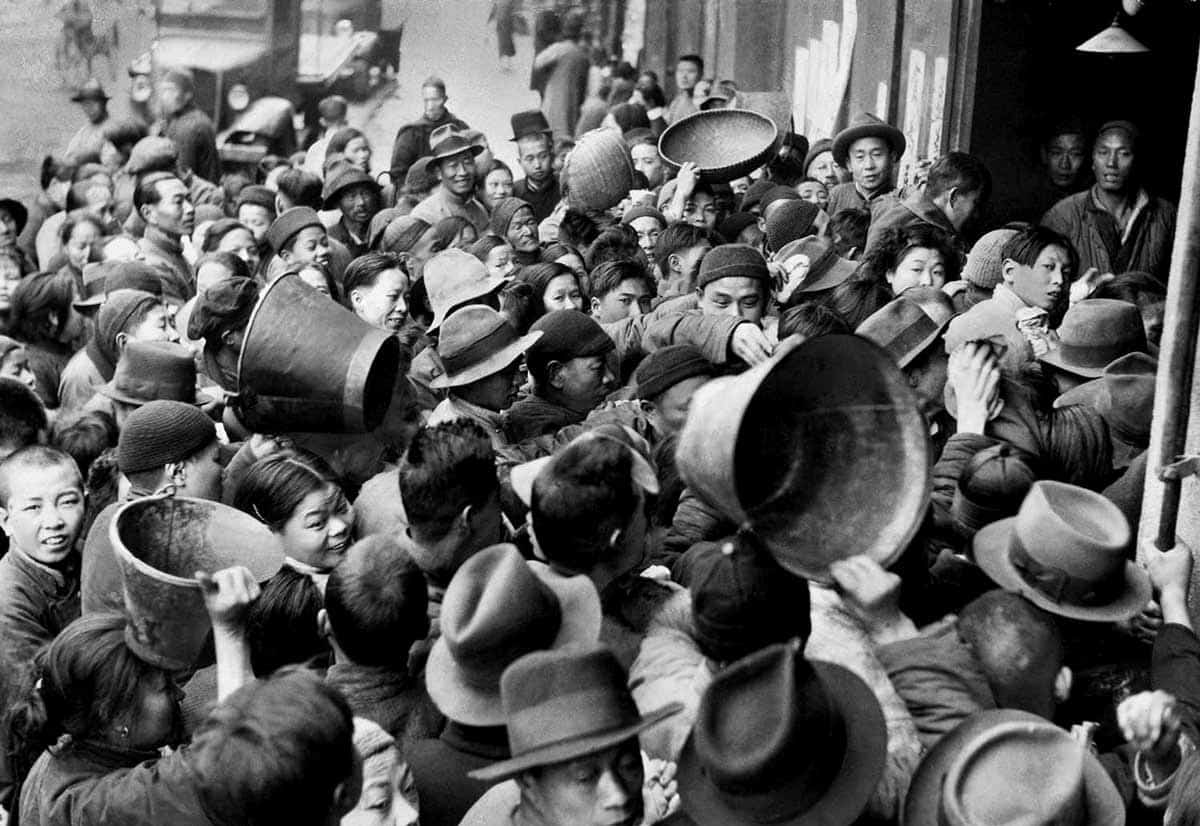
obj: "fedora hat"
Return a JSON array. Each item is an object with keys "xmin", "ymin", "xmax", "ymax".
[
  {"xmin": 469, "ymin": 644, "xmax": 682, "ymax": 781},
  {"xmin": 509, "ymin": 109, "xmax": 552, "ymax": 142},
  {"xmin": 429, "ymin": 133, "xmax": 485, "ymax": 164},
  {"xmin": 857, "ymin": 287, "xmax": 958, "ymax": 368},
  {"xmin": 677, "ymin": 334, "xmax": 929, "ymax": 583},
  {"xmin": 678, "ymin": 640, "xmax": 886, "ymax": 826},
  {"xmin": 98, "ymin": 340, "xmax": 203, "ymax": 407},
  {"xmin": 1055, "ymin": 351, "xmax": 1156, "ymax": 465},
  {"xmin": 832, "ymin": 113, "xmax": 906, "ymax": 167},
  {"xmin": 71, "ymin": 78, "xmax": 110, "ymax": 103},
  {"xmin": 773, "ymin": 235, "xmax": 859, "ymax": 295},
  {"xmin": 424, "ymin": 249, "xmax": 512, "ymax": 332},
  {"xmin": 426, "ymin": 544, "xmax": 602, "ymax": 726},
  {"xmin": 73, "ymin": 261, "xmax": 164, "ymax": 310},
  {"xmin": 1039, "ymin": 299, "xmax": 1148, "ymax": 379},
  {"xmin": 973, "ymin": 480, "xmax": 1151, "ymax": 621},
  {"xmin": 903, "ymin": 710, "xmax": 1124, "ymax": 826},
  {"xmin": 430, "ymin": 305, "xmax": 541, "ymax": 390},
  {"xmin": 320, "ymin": 163, "xmax": 381, "ymax": 210},
  {"xmin": 511, "ymin": 423, "xmax": 660, "ymax": 508}
]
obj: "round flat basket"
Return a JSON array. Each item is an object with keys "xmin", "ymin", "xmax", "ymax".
[{"xmin": 658, "ymin": 109, "xmax": 779, "ymax": 183}]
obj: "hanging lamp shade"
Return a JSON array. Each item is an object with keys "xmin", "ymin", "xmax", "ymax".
[{"xmin": 1076, "ymin": 17, "xmax": 1150, "ymax": 53}]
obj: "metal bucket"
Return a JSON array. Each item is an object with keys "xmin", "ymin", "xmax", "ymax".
[
  {"xmin": 111, "ymin": 495, "xmax": 284, "ymax": 671},
  {"xmin": 236, "ymin": 274, "xmax": 400, "ymax": 434},
  {"xmin": 676, "ymin": 335, "xmax": 931, "ymax": 583}
]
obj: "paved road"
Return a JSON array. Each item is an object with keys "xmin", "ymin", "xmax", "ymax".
[
  {"xmin": 0, "ymin": 0, "xmax": 155, "ymax": 202},
  {"xmin": 354, "ymin": 0, "xmax": 543, "ymax": 178}
]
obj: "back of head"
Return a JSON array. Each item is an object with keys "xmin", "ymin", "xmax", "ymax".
[
  {"xmin": 530, "ymin": 438, "xmax": 638, "ymax": 574},
  {"xmin": 50, "ymin": 411, "xmax": 117, "ymax": 482},
  {"xmin": 324, "ymin": 536, "xmax": 430, "ymax": 669},
  {"xmin": 824, "ymin": 276, "xmax": 894, "ymax": 330},
  {"xmin": 926, "ymin": 151, "xmax": 992, "ymax": 202},
  {"xmin": 246, "ymin": 568, "xmax": 327, "ymax": 675},
  {"xmin": 958, "ymin": 591, "xmax": 1064, "ymax": 716},
  {"xmin": 778, "ymin": 302, "xmax": 852, "ymax": 340},
  {"xmin": 190, "ymin": 668, "xmax": 355, "ymax": 826},
  {"xmin": 585, "ymin": 225, "xmax": 642, "ymax": 271},
  {"xmin": 0, "ymin": 377, "xmax": 47, "ymax": 459},
  {"xmin": 275, "ymin": 168, "xmax": 323, "ymax": 211},
  {"xmin": 398, "ymin": 420, "xmax": 497, "ymax": 541}
]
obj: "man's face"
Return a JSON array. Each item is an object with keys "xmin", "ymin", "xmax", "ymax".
[
  {"xmin": 553, "ymin": 355, "xmax": 613, "ymax": 413},
  {"xmin": 237, "ymin": 204, "xmax": 274, "ymax": 241},
  {"xmin": 653, "ymin": 375, "xmax": 709, "ymax": 436},
  {"xmin": 0, "ymin": 463, "xmax": 85, "ymax": 566},
  {"xmin": 629, "ymin": 217, "xmax": 662, "ymax": 266},
  {"xmin": 592, "ymin": 278, "xmax": 652, "ymax": 323},
  {"xmin": 80, "ymin": 99, "xmax": 106, "ymax": 124},
  {"xmin": 286, "ymin": 226, "xmax": 332, "ymax": 269},
  {"xmin": 517, "ymin": 135, "xmax": 552, "ymax": 183},
  {"xmin": 180, "ymin": 440, "xmax": 223, "ymax": 500},
  {"xmin": 506, "ymin": 206, "xmax": 540, "ymax": 253},
  {"xmin": 846, "ymin": 137, "xmax": 894, "ymax": 195},
  {"xmin": 438, "ymin": 152, "xmax": 477, "ymax": 198},
  {"xmin": 682, "ymin": 192, "xmax": 718, "ymax": 230},
  {"xmin": 807, "ymin": 150, "xmax": 841, "ymax": 190},
  {"xmin": 337, "ymin": 183, "xmax": 380, "ymax": 226},
  {"xmin": 422, "ymin": 85, "xmax": 447, "ymax": 120},
  {"xmin": 675, "ymin": 60, "xmax": 700, "ymax": 93},
  {"xmin": 1004, "ymin": 244, "xmax": 1071, "ymax": 311},
  {"xmin": 1043, "ymin": 133, "xmax": 1087, "ymax": 189},
  {"xmin": 630, "ymin": 144, "xmax": 665, "ymax": 188},
  {"xmin": 905, "ymin": 347, "xmax": 950, "ymax": 421},
  {"xmin": 521, "ymin": 740, "xmax": 645, "ymax": 826},
  {"xmin": 1093, "ymin": 129, "xmax": 1135, "ymax": 194},
  {"xmin": 698, "ymin": 276, "xmax": 765, "ymax": 324},
  {"xmin": 797, "ymin": 180, "xmax": 829, "ymax": 209},
  {"xmin": 144, "ymin": 178, "xmax": 195, "ymax": 237},
  {"xmin": 155, "ymin": 80, "xmax": 188, "ymax": 117}
]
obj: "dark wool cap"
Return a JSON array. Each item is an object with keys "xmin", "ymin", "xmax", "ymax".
[
  {"xmin": 526, "ymin": 309, "xmax": 614, "ymax": 374},
  {"xmin": 634, "ymin": 344, "xmax": 715, "ymax": 401},
  {"xmin": 758, "ymin": 185, "xmax": 802, "ymax": 214},
  {"xmin": 689, "ymin": 535, "xmax": 812, "ymax": 664},
  {"xmin": 764, "ymin": 199, "xmax": 821, "ymax": 253},
  {"xmin": 264, "ymin": 207, "xmax": 324, "ymax": 253},
  {"xmin": 739, "ymin": 179, "xmax": 775, "ymax": 213},
  {"xmin": 697, "ymin": 243, "xmax": 770, "ymax": 290},
  {"xmin": 489, "ymin": 197, "xmax": 534, "ymax": 237},
  {"xmin": 187, "ymin": 278, "xmax": 259, "ymax": 343},
  {"xmin": 118, "ymin": 400, "xmax": 216, "ymax": 474},
  {"xmin": 621, "ymin": 205, "xmax": 666, "ymax": 227},
  {"xmin": 718, "ymin": 212, "xmax": 757, "ymax": 242},
  {"xmin": 235, "ymin": 184, "xmax": 276, "ymax": 213}
]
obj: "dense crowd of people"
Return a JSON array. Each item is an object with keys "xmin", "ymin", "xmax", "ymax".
[{"xmin": 0, "ymin": 8, "xmax": 1193, "ymax": 826}]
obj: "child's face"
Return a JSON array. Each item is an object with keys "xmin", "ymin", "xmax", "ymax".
[{"xmin": 1, "ymin": 463, "xmax": 85, "ymax": 565}]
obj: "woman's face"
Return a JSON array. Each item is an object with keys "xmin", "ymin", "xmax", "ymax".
[
  {"xmin": 485, "ymin": 244, "xmax": 516, "ymax": 280},
  {"xmin": 0, "ymin": 256, "xmax": 21, "ymax": 311},
  {"xmin": 217, "ymin": 227, "xmax": 260, "ymax": 273},
  {"xmin": 344, "ymin": 136, "xmax": 373, "ymax": 174},
  {"xmin": 297, "ymin": 266, "xmax": 332, "ymax": 297},
  {"xmin": 485, "ymin": 168, "xmax": 514, "ymax": 205},
  {"xmin": 0, "ymin": 347, "xmax": 37, "ymax": 392},
  {"xmin": 352, "ymin": 267, "xmax": 410, "ymax": 332},
  {"xmin": 0, "ymin": 208, "xmax": 18, "ymax": 249},
  {"xmin": 506, "ymin": 207, "xmax": 539, "ymax": 253},
  {"xmin": 542, "ymin": 273, "xmax": 583, "ymax": 313},
  {"xmin": 888, "ymin": 246, "xmax": 947, "ymax": 293},
  {"xmin": 278, "ymin": 483, "xmax": 354, "ymax": 571}
]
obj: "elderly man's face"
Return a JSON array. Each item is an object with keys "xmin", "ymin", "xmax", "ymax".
[
  {"xmin": 1093, "ymin": 129, "xmax": 1135, "ymax": 194},
  {"xmin": 438, "ymin": 152, "xmax": 477, "ymax": 198},
  {"xmin": 552, "ymin": 355, "xmax": 614, "ymax": 414},
  {"xmin": 520, "ymin": 740, "xmax": 644, "ymax": 826},
  {"xmin": 1042, "ymin": 133, "xmax": 1087, "ymax": 189}
]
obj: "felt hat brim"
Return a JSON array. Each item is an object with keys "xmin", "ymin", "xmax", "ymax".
[
  {"xmin": 425, "ymin": 562, "xmax": 603, "ymax": 726},
  {"xmin": 677, "ymin": 660, "xmax": 887, "ymax": 826},
  {"xmin": 794, "ymin": 255, "xmax": 859, "ymax": 295},
  {"xmin": 1038, "ymin": 348, "xmax": 1107, "ymax": 380},
  {"xmin": 972, "ymin": 518, "xmax": 1152, "ymax": 622},
  {"xmin": 428, "ymin": 274, "xmax": 512, "ymax": 333},
  {"xmin": 903, "ymin": 709, "xmax": 1125, "ymax": 826},
  {"xmin": 468, "ymin": 701, "xmax": 683, "ymax": 782},
  {"xmin": 430, "ymin": 143, "xmax": 486, "ymax": 164},
  {"xmin": 429, "ymin": 330, "xmax": 541, "ymax": 389},
  {"xmin": 832, "ymin": 123, "xmax": 906, "ymax": 167}
]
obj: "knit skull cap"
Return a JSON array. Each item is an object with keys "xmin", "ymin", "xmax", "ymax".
[
  {"xmin": 697, "ymin": 243, "xmax": 770, "ymax": 290},
  {"xmin": 620, "ymin": 205, "xmax": 667, "ymax": 227},
  {"xmin": 489, "ymin": 197, "xmax": 534, "ymax": 238},
  {"xmin": 758, "ymin": 185, "xmax": 802, "ymax": 214},
  {"xmin": 963, "ymin": 228, "xmax": 1020, "ymax": 290},
  {"xmin": 953, "ymin": 442, "xmax": 1040, "ymax": 537},
  {"xmin": 264, "ymin": 207, "xmax": 323, "ymax": 253},
  {"xmin": 118, "ymin": 400, "xmax": 215, "ymax": 474},
  {"xmin": 526, "ymin": 310, "xmax": 614, "ymax": 374},
  {"xmin": 764, "ymin": 199, "xmax": 821, "ymax": 253},
  {"xmin": 126, "ymin": 136, "xmax": 178, "ymax": 175},
  {"xmin": 235, "ymin": 184, "xmax": 276, "ymax": 213},
  {"xmin": 634, "ymin": 344, "xmax": 715, "ymax": 401},
  {"xmin": 187, "ymin": 278, "xmax": 259, "ymax": 343},
  {"xmin": 381, "ymin": 215, "xmax": 432, "ymax": 254},
  {"xmin": 739, "ymin": 178, "xmax": 776, "ymax": 213}
]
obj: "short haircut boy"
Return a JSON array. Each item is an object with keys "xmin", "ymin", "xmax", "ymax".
[
  {"xmin": 1001, "ymin": 225, "xmax": 1078, "ymax": 274},
  {"xmin": 398, "ymin": 420, "xmax": 497, "ymax": 541},
  {"xmin": 590, "ymin": 260, "xmax": 655, "ymax": 301},
  {"xmin": 653, "ymin": 223, "xmax": 719, "ymax": 281}
]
